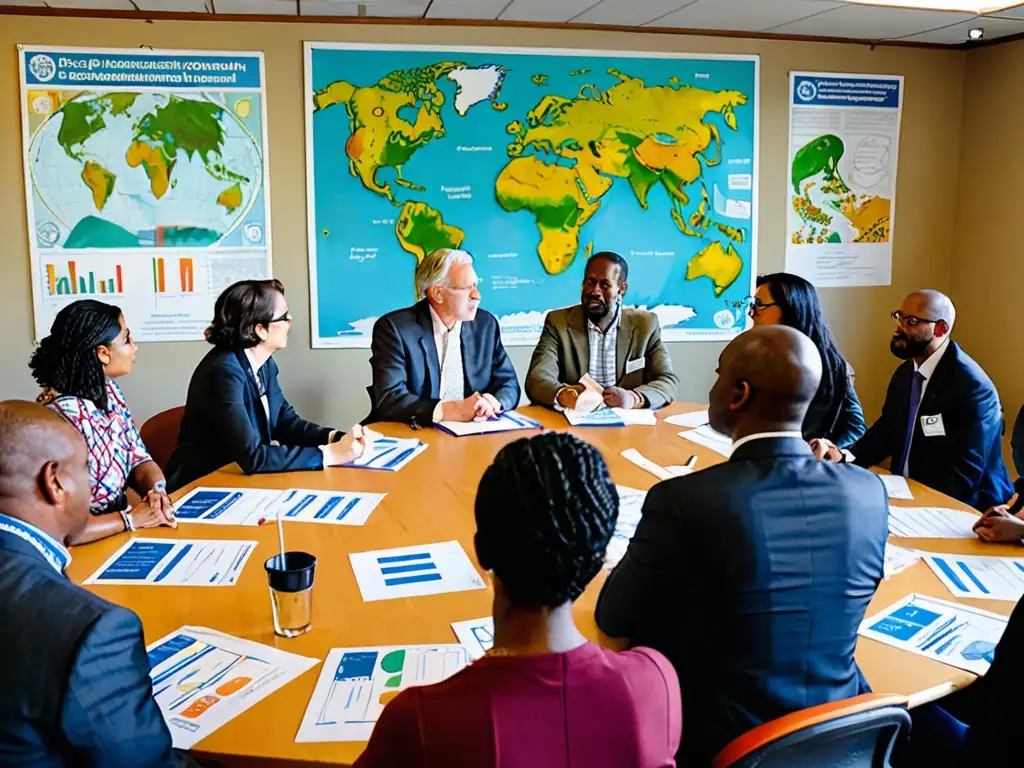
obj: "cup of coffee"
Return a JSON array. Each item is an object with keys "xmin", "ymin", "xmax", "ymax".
[{"xmin": 265, "ymin": 552, "xmax": 316, "ymax": 638}]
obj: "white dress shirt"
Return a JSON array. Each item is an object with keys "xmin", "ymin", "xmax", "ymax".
[
  {"xmin": 244, "ymin": 347, "xmax": 271, "ymax": 424},
  {"xmin": 430, "ymin": 305, "xmax": 465, "ymax": 423},
  {"xmin": 0, "ymin": 512, "xmax": 71, "ymax": 574}
]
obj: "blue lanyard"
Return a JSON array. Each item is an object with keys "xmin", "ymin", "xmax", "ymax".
[{"xmin": 0, "ymin": 513, "xmax": 70, "ymax": 574}]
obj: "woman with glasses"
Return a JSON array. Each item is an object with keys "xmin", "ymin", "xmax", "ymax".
[
  {"xmin": 165, "ymin": 279, "xmax": 369, "ymax": 491},
  {"xmin": 750, "ymin": 273, "xmax": 866, "ymax": 450},
  {"xmin": 30, "ymin": 299, "xmax": 176, "ymax": 544}
]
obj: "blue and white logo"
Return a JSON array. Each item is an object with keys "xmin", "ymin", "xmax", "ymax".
[
  {"xmin": 244, "ymin": 223, "xmax": 263, "ymax": 243},
  {"xmin": 796, "ymin": 80, "xmax": 817, "ymax": 102},
  {"xmin": 29, "ymin": 54, "xmax": 57, "ymax": 83},
  {"xmin": 714, "ymin": 309, "xmax": 737, "ymax": 330}
]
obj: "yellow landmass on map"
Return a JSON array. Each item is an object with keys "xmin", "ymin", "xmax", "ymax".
[
  {"xmin": 395, "ymin": 200, "xmax": 465, "ymax": 264},
  {"xmin": 495, "ymin": 155, "xmax": 600, "ymax": 275},
  {"xmin": 217, "ymin": 183, "xmax": 243, "ymax": 214},
  {"xmin": 81, "ymin": 161, "xmax": 115, "ymax": 211},
  {"xmin": 312, "ymin": 62, "xmax": 465, "ymax": 204},
  {"xmin": 125, "ymin": 140, "xmax": 172, "ymax": 199},
  {"xmin": 840, "ymin": 195, "xmax": 891, "ymax": 243},
  {"xmin": 686, "ymin": 241, "xmax": 743, "ymax": 296}
]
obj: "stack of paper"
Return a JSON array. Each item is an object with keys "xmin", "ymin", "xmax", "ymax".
[
  {"xmin": 296, "ymin": 644, "xmax": 471, "ymax": 742},
  {"xmin": 924, "ymin": 553, "xmax": 1024, "ymax": 601},
  {"xmin": 436, "ymin": 411, "xmax": 543, "ymax": 436},
  {"xmin": 888, "ymin": 507, "xmax": 979, "ymax": 539},
  {"xmin": 859, "ymin": 593, "xmax": 1009, "ymax": 675},
  {"xmin": 345, "ymin": 437, "xmax": 427, "ymax": 471},
  {"xmin": 565, "ymin": 408, "xmax": 657, "ymax": 427},
  {"xmin": 84, "ymin": 538, "xmax": 257, "ymax": 587},
  {"xmin": 174, "ymin": 487, "xmax": 386, "ymax": 527},
  {"xmin": 664, "ymin": 410, "xmax": 709, "ymax": 428},
  {"xmin": 677, "ymin": 425, "xmax": 732, "ymax": 457},
  {"xmin": 147, "ymin": 626, "xmax": 319, "ymax": 749},
  {"xmin": 605, "ymin": 485, "xmax": 646, "ymax": 569}
]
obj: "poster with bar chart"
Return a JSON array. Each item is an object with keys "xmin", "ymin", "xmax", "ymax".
[{"xmin": 19, "ymin": 45, "xmax": 272, "ymax": 342}]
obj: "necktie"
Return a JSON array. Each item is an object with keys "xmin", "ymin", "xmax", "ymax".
[{"xmin": 894, "ymin": 370, "xmax": 925, "ymax": 477}]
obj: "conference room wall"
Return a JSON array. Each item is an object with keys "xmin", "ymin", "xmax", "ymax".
[
  {"xmin": 950, "ymin": 40, "xmax": 1024, "ymax": 465},
  {"xmin": 0, "ymin": 14, "xmax": 965, "ymax": 430}
]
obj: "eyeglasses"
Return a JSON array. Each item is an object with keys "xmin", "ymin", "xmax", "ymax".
[
  {"xmin": 270, "ymin": 311, "xmax": 292, "ymax": 324},
  {"xmin": 446, "ymin": 283, "xmax": 479, "ymax": 293},
  {"xmin": 748, "ymin": 297, "xmax": 778, "ymax": 316},
  {"xmin": 891, "ymin": 310, "xmax": 941, "ymax": 327}
]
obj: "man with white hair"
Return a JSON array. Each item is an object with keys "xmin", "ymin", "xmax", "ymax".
[
  {"xmin": 368, "ymin": 248, "xmax": 520, "ymax": 425},
  {"xmin": 824, "ymin": 289, "xmax": 1013, "ymax": 510}
]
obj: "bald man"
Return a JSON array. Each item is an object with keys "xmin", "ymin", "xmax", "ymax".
[
  {"xmin": 596, "ymin": 327, "xmax": 889, "ymax": 765},
  {"xmin": 0, "ymin": 401, "xmax": 174, "ymax": 766},
  {"xmin": 830, "ymin": 290, "xmax": 1013, "ymax": 510}
]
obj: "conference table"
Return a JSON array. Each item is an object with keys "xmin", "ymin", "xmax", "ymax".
[{"xmin": 67, "ymin": 402, "xmax": 1021, "ymax": 767}]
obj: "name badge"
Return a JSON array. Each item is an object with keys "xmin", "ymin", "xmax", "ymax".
[
  {"xmin": 625, "ymin": 356, "xmax": 646, "ymax": 375},
  {"xmin": 920, "ymin": 414, "xmax": 946, "ymax": 437}
]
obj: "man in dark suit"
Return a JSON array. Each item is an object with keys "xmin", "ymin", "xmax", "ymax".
[
  {"xmin": 828, "ymin": 290, "xmax": 1012, "ymax": 511},
  {"xmin": 973, "ymin": 404, "xmax": 1024, "ymax": 542},
  {"xmin": 525, "ymin": 251, "xmax": 679, "ymax": 410},
  {"xmin": 369, "ymin": 249, "xmax": 520, "ymax": 425},
  {"xmin": 0, "ymin": 400, "xmax": 175, "ymax": 766},
  {"xmin": 596, "ymin": 326, "xmax": 889, "ymax": 765}
]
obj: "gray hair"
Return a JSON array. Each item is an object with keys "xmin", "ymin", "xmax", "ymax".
[{"xmin": 415, "ymin": 248, "xmax": 474, "ymax": 301}]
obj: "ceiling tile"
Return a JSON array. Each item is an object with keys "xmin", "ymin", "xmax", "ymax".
[
  {"xmin": 427, "ymin": 0, "xmax": 509, "ymax": 20},
  {"xmin": 0, "ymin": 0, "xmax": 48, "ymax": 6},
  {"xmin": 770, "ymin": 4, "xmax": 972, "ymax": 38},
  {"xmin": 654, "ymin": 0, "xmax": 843, "ymax": 32},
  {"xmin": 299, "ymin": 0, "xmax": 428, "ymax": 16},
  {"xmin": 204, "ymin": 0, "xmax": 289, "ymax": 12},
  {"xmin": 42, "ymin": 0, "xmax": 136, "ymax": 8},
  {"xmin": 500, "ymin": 0, "xmax": 605, "ymax": 23},
  {"xmin": 572, "ymin": 0, "xmax": 695, "ymax": 26},
  {"xmin": 901, "ymin": 14, "xmax": 1024, "ymax": 41},
  {"xmin": 136, "ymin": 0, "xmax": 211, "ymax": 11}
]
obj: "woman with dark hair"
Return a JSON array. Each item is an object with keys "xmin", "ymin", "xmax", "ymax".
[
  {"xmin": 356, "ymin": 433, "xmax": 682, "ymax": 768},
  {"xmin": 165, "ymin": 279, "xmax": 369, "ymax": 491},
  {"xmin": 751, "ymin": 273, "xmax": 866, "ymax": 449},
  {"xmin": 30, "ymin": 299, "xmax": 176, "ymax": 544}
]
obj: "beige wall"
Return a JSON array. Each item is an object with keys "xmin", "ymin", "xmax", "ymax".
[
  {"xmin": 952, "ymin": 40, "xmax": 1024, "ymax": 455},
  {"xmin": 0, "ymin": 14, "xmax": 967, "ymax": 430}
]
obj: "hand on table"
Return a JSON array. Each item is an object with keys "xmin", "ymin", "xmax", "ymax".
[
  {"xmin": 556, "ymin": 385, "xmax": 585, "ymax": 410},
  {"xmin": 602, "ymin": 386, "xmax": 637, "ymax": 409},
  {"xmin": 476, "ymin": 393, "xmax": 504, "ymax": 420},
  {"xmin": 323, "ymin": 424, "xmax": 374, "ymax": 466},
  {"xmin": 132, "ymin": 489, "xmax": 177, "ymax": 529},
  {"xmin": 974, "ymin": 506, "xmax": 1024, "ymax": 543},
  {"xmin": 442, "ymin": 393, "xmax": 496, "ymax": 423}
]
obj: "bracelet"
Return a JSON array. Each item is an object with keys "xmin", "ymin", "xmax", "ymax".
[
  {"xmin": 153, "ymin": 480, "xmax": 167, "ymax": 492},
  {"xmin": 119, "ymin": 510, "xmax": 136, "ymax": 533}
]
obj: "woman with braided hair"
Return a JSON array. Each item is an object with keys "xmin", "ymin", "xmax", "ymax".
[
  {"xmin": 356, "ymin": 432, "xmax": 682, "ymax": 768},
  {"xmin": 30, "ymin": 300, "xmax": 176, "ymax": 544}
]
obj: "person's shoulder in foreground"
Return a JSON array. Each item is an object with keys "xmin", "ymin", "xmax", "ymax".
[{"xmin": 0, "ymin": 400, "xmax": 174, "ymax": 768}]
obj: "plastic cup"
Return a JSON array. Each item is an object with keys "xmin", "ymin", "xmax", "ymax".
[{"xmin": 264, "ymin": 552, "xmax": 316, "ymax": 638}]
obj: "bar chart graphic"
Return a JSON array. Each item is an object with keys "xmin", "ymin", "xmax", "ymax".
[
  {"xmin": 153, "ymin": 257, "xmax": 196, "ymax": 294},
  {"xmin": 46, "ymin": 260, "xmax": 123, "ymax": 295},
  {"xmin": 350, "ymin": 540, "xmax": 486, "ymax": 601}
]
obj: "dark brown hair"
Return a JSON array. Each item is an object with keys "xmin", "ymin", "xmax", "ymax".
[{"xmin": 205, "ymin": 279, "xmax": 284, "ymax": 350}]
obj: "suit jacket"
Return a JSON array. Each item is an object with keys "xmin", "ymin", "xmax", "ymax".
[
  {"xmin": 803, "ymin": 367, "xmax": 866, "ymax": 449},
  {"xmin": 849, "ymin": 341, "xmax": 1013, "ymax": 511},
  {"xmin": 166, "ymin": 347, "xmax": 333, "ymax": 491},
  {"xmin": 368, "ymin": 300, "xmax": 520, "ymax": 425},
  {"xmin": 595, "ymin": 437, "xmax": 889, "ymax": 765},
  {"xmin": 1012, "ymin": 405, "xmax": 1024, "ymax": 485},
  {"xmin": 0, "ymin": 529, "xmax": 174, "ymax": 767},
  {"xmin": 525, "ymin": 305, "xmax": 679, "ymax": 408}
]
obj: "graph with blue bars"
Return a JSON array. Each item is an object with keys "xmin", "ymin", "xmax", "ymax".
[
  {"xmin": 350, "ymin": 540, "xmax": 487, "ymax": 602},
  {"xmin": 378, "ymin": 551, "xmax": 443, "ymax": 587}
]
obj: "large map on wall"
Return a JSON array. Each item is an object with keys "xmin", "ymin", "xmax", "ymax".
[{"xmin": 304, "ymin": 43, "xmax": 758, "ymax": 347}]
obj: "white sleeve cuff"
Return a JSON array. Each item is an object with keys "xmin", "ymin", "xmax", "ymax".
[{"xmin": 432, "ymin": 401, "xmax": 444, "ymax": 423}]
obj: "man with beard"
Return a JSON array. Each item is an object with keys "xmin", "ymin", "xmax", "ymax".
[
  {"xmin": 525, "ymin": 251, "xmax": 678, "ymax": 410},
  {"xmin": 825, "ymin": 289, "xmax": 1012, "ymax": 510}
]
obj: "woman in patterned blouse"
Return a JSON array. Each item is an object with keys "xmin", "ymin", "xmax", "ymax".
[{"xmin": 30, "ymin": 300, "xmax": 176, "ymax": 545}]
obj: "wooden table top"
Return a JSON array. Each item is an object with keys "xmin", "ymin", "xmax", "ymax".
[{"xmin": 65, "ymin": 402, "xmax": 1022, "ymax": 767}]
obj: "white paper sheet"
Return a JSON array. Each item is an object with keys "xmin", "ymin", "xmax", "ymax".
[
  {"xmin": 884, "ymin": 544, "xmax": 922, "ymax": 579},
  {"xmin": 349, "ymin": 540, "xmax": 487, "ymax": 602},
  {"xmin": 924, "ymin": 553, "xmax": 1024, "ymax": 602},
  {"xmin": 859, "ymin": 593, "xmax": 1009, "ymax": 675},
  {"xmin": 620, "ymin": 449, "xmax": 674, "ymax": 481},
  {"xmin": 173, "ymin": 487, "xmax": 281, "ymax": 526},
  {"xmin": 664, "ymin": 410, "xmax": 709, "ymax": 428},
  {"xmin": 888, "ymin": 507, "xmax": 979, "ymax": 539},
  {"xmin": 677, "ymin": 425, "xmax": 733, "ymax": 457},
  {"xmin": 147, "ymin": 626, "xmax": 319, "ymax": 749},
  {"xmin": 344, "ymin": 438, "xmax": 427, "ymax": 472},
  {"xmin": 451, "ymin": 616, "xmax": 494, "ymax": 660},
  {"xmin": 565, "ymin": 408, "xmax": 657, "ymax": 427},
  {"xmin": 296, "ymin": 644, "xmax": 470, "ymax": 742},
  {"xmin": 605, "ymin": 485, "xmax": 647, "ymax": 569},
  {"xmin": 268, "ymin": 489, "xmax": 386, "ymax": 526},
  {"xmin": 880, "ymin": 475, "xmax": 914, "ymax": 500},
  {"xmin": 84, "ymin": 538, "xmax": 256, "ymax": 586},
  {"xmin": 436, "ymin": 410, "xmax": 543, "ymax": 436}
]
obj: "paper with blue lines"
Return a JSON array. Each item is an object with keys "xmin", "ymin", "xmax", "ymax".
[
  {"xmin": 349, "ymin": 540, "xmax": 486, "ymax": 602},
  {"xmin": 173, "ymin": 487, "xmax": 386, "ymax": 527},
  {"xmin": 268, "ymin": 489, "xmax": 386, "ymax": 527},
  {"xmin": 451, "ymin": 616, "xmax": 494, "ymax": 660},
  {"xmin": 84, "ymin": 538, "xmax": 257, "ymax": 586},
  {"xmin": 174, "ymin": 487, "xmax": 281, "ymax": 526},
  {"xmin": 147, "ymin": 626, "xmax": 318, "ymax": 749},
  {"xmin": 344, "ymin": 437, "xmax": 427, "ymax": 472},
  {"xmin": 859, "ymin": 593, "xmax": 1009, "ymax": 675},
  {"xmin": 924, "ymin": 553, "xmax": 1024, "ymax": 602}
]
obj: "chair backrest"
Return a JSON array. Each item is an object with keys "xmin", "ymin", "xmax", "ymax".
[
  {"xmin": 139, "ymin": 406, "xmax": 185, "ymax": 472},
  {"xmin": 713, "ymin": 694, "xmax": 911, "ymax": 768}
]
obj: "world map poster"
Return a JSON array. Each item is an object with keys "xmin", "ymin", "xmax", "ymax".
[
  {"xmin": 304, "ymin": 43, "xmax": 759, "ymax": 348},
  {"xmin": 19, "ymin": 46, "xmax": 272, "ymax": 342}
]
